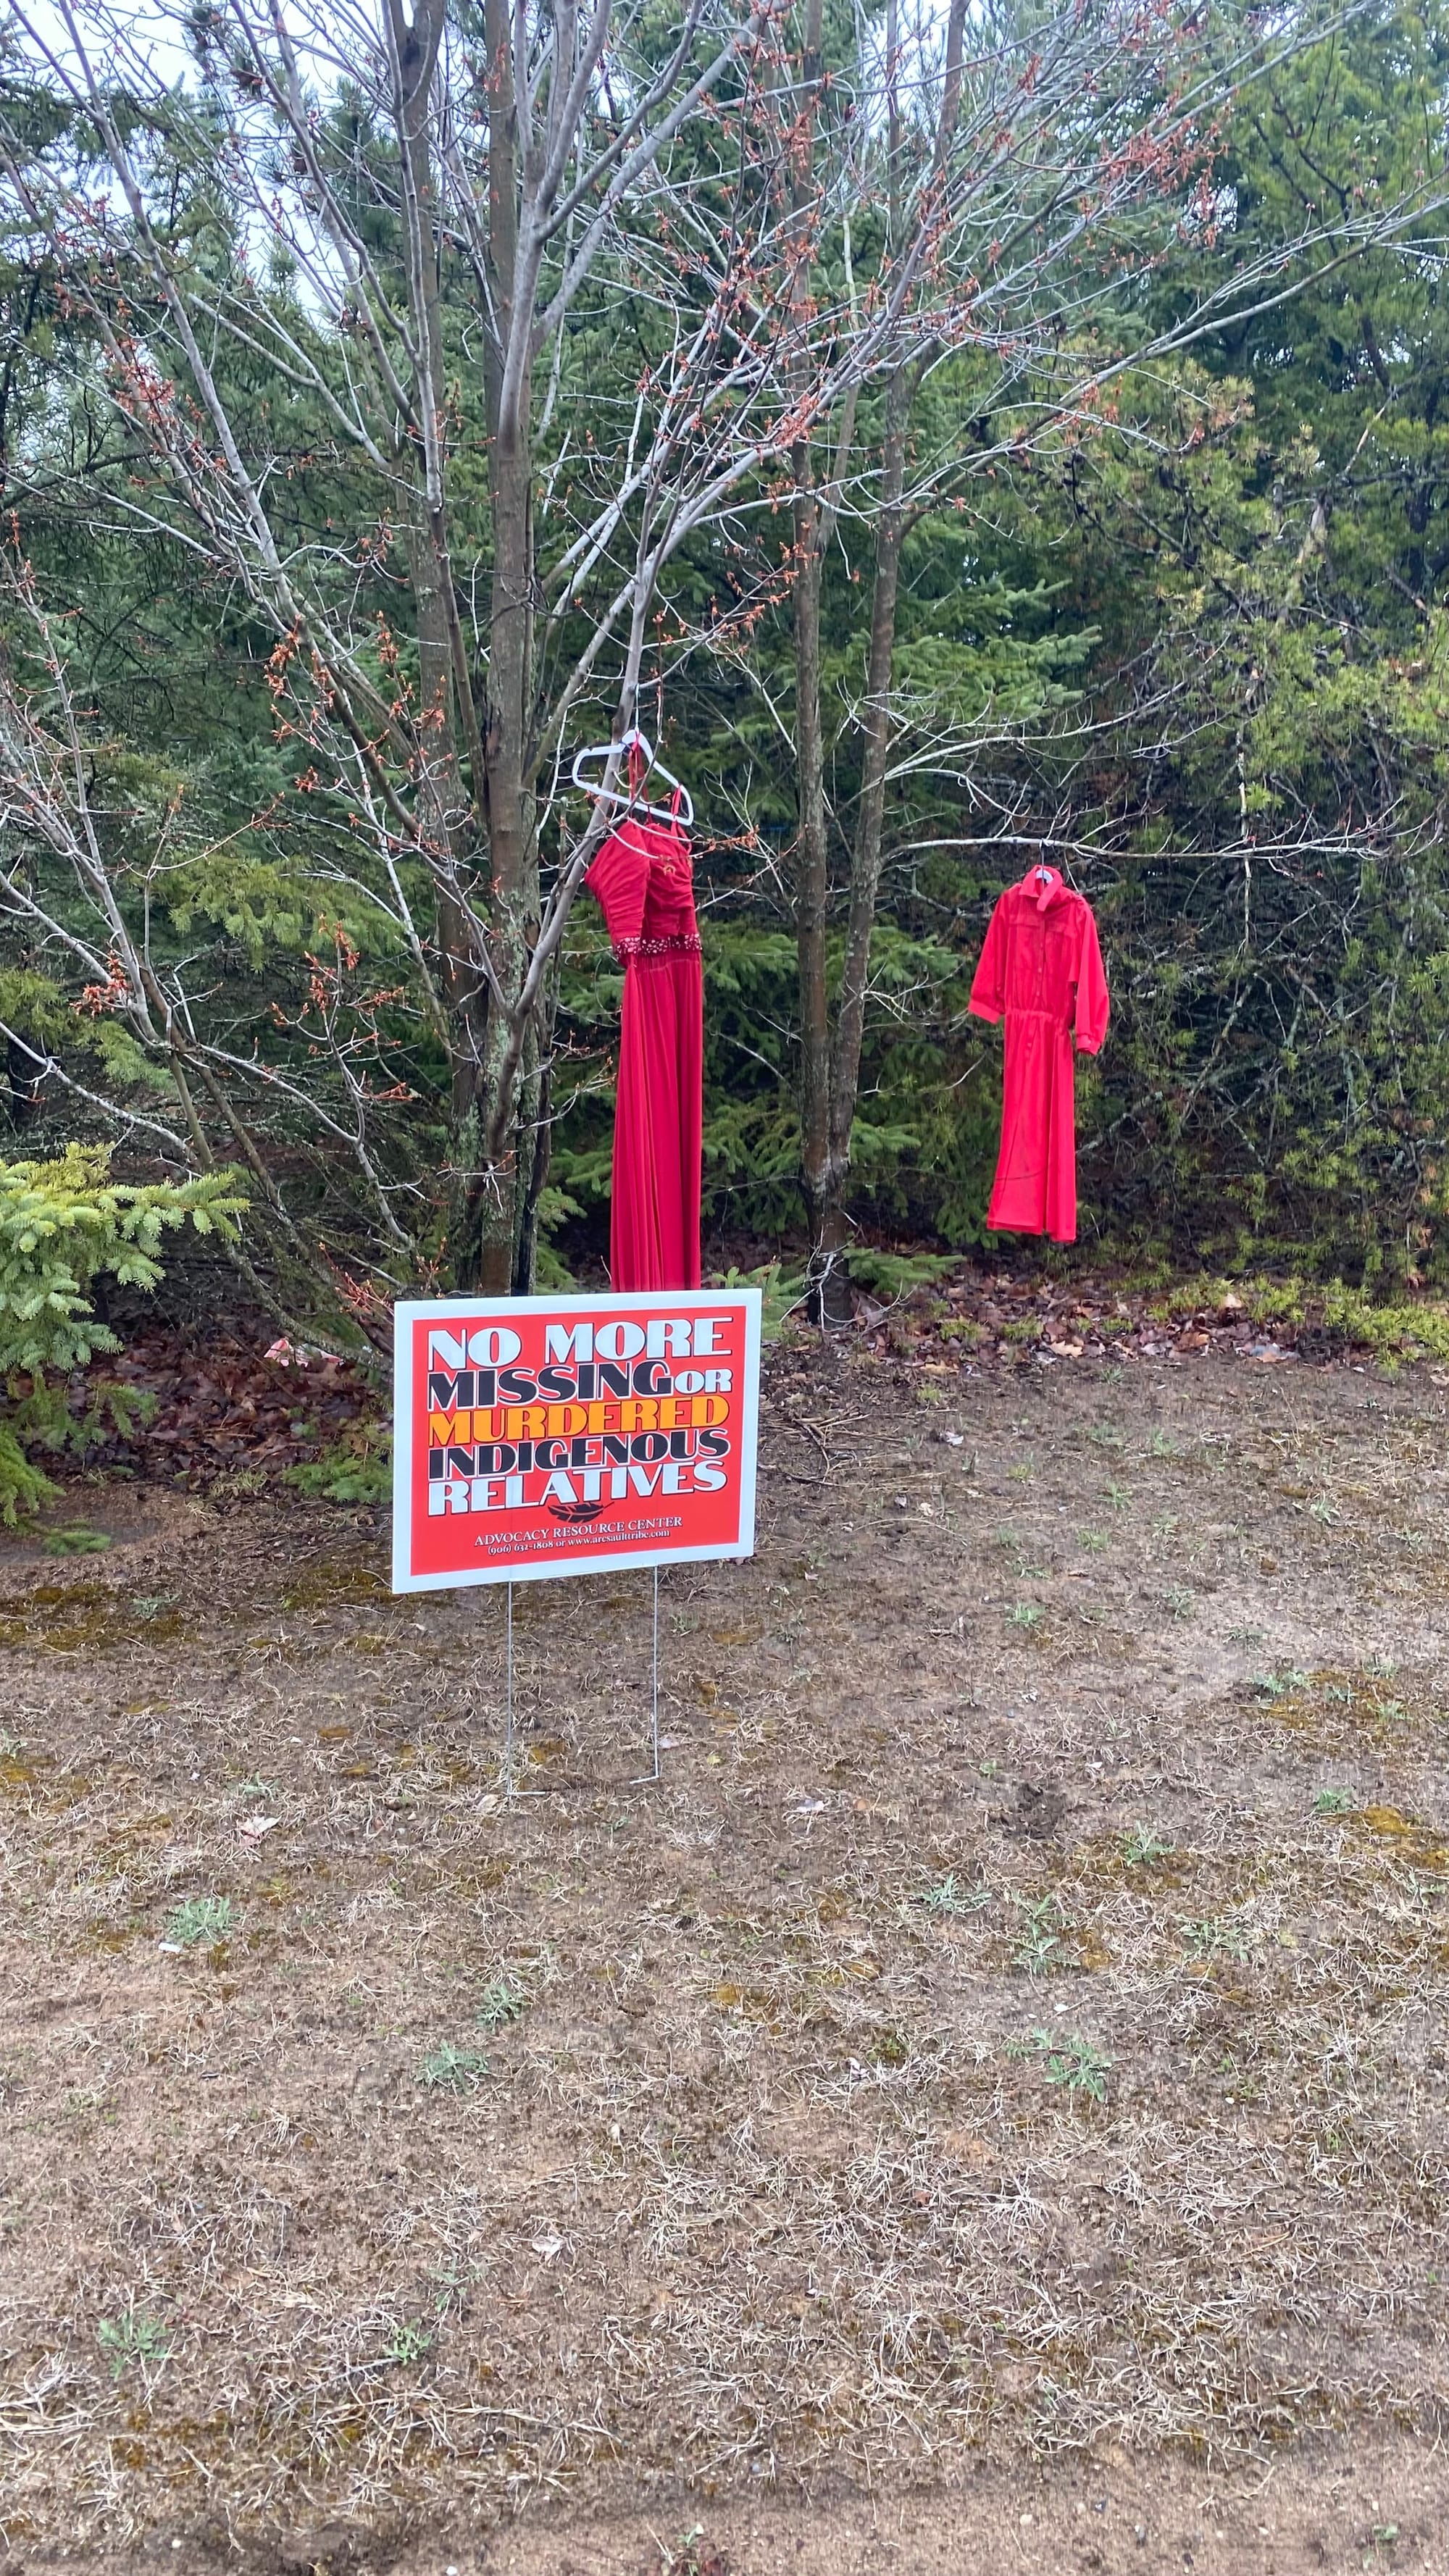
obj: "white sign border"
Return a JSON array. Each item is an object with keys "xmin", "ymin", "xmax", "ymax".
[{"xmin": 391, "ymin": 1288, "xmax": 762, "ymax": 1593}]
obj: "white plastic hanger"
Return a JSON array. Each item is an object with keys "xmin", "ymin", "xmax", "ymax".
[{"xmin": 570, "ymin": 724, "xmax": 695, "ymax": 828}]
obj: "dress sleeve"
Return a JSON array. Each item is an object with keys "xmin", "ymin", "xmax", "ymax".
[
  {"xmin": 968, "ymin": 893, "xmax": 1010, "ymax": 1023},
  {"xmin": 585, "ymin": 829, "xmax": 649, "ymax": 958},
  {"xmin": 1072, "ymin": 901, "xmax": 1110, "ymax": 1055}
]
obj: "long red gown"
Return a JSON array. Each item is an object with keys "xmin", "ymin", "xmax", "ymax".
[
  {"xmin": 967, "ymin": 863, "xmax": 1109, "ymax": 1245},
  {"xmin": 585, "ymin": 812, "xmax": 703, "ymax": 1290}
]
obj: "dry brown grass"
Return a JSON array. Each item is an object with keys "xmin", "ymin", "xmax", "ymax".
[{"xmin": 0, "ymin": 1346, "xmax": 1446, "ymax": 2567}]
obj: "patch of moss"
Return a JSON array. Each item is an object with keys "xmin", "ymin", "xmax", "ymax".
[
  {"xmin": 280, "ymin": 1561, "xmax": 390, "ymax": 1613},
  {"xmin": 1352, "ymin": 1806, "xmax": 1449, "ymax": 1872},
  {"xmin": 0, "ymin": 1582, "xmax": 188, "ymax": 1654}
]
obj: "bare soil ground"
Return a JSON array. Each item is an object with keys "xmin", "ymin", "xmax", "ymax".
[{"xmin": 1, "ymin": 1332, "xmax": 1448, "ymax": 2574}]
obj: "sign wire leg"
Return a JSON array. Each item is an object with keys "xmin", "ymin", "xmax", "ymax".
[
  {"xmin": 503, "ymin": 1581, "xmax": 514, "ymax": 1796},
  {"xmin": 501, "ymin": 1584, "xmax": 547, "ymax": 1799},
  {"xmin": 633, "ymin": 1566, "xmax": 661, "ymax": 1786}
]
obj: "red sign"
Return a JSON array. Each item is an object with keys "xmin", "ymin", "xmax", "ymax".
[{"xmin": 391, "ymin": 1290, "xmax": 761, "ymax": 1592}]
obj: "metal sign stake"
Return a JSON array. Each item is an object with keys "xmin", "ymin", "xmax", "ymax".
[
  {"xmin": 503, "ymin": 1579, "xmax": 514, "ymax": 1793},
  {"xmin": 630, "ymin": 1567, "xmax": 661, "ymax": 1786},
  {"xmin": 501, "ymin": 1568, "xmax": 662, "ymax": 1794},
  {"xmin": 499, "ymin": 1584, "xmax": 546, "ymax": 1799}
]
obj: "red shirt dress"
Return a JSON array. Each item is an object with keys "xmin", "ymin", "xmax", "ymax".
[
  {"xmin": 585, "ymin": 814, "xmax": 703, "ymax": 1291},
  {"xmin": 967, "ymin": 864, "xmax": 1109, "ymax": 1245}
]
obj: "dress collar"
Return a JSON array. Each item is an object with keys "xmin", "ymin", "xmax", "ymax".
[{"xmin": 1019, "ymin": 861, "xmax": 1065, "ymax": 913}]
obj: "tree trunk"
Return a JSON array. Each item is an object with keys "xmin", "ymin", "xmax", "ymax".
[
  {"xmin": 823, "ymin": 358, "xmax": 909, "ymax": 1239},
  {"xmin": 475, "ymin": 0, "xmax": 539, "ymax": 1296},
  {"xmin": 793, "ymin": 485, "xmax": 838, "ymax": 1299},
  {"xmin": 783, "ymin": 0, "xmax": 847, "ymax": 1323},
  {"xmin": 391, "ymin": 0, "xmax": 501, "ymax": 1291},
  {"xmin": 514, "ymin": 969, "xmax": 558, "ymax": 1294},
  {"xmin": 803, "ymin": 0, "xmax": 966, "ymax": 1295},
  {"xmin": 404, "ymin": 502, "xmax": 485, "ymax": 1117}
]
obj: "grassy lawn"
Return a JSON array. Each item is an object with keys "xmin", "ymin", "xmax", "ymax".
[{"xmin": 1, "ymin": 1333, "xmax": 1446, "ymax": 2571}]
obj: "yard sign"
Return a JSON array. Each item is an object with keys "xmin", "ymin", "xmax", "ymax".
[{"xmin": 392, "ymin": 1289, "xmax": 761, "ymax": 1593}]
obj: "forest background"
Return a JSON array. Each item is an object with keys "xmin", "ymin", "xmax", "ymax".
[{"xmin": 1, "ymin": 0, "xmax": 1449, "ymax": 1356}]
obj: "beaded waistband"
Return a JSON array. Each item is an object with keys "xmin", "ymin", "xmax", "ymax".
[{"xmin": 615, "ymin": 932, "xmax": 702, "ymax": 961}]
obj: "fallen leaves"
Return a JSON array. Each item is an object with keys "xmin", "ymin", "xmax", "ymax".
[
  {"xmin": 76, "ymin": 1325, "xmax": 378, "ymax": 1491},
  {"xmin": 839, "ymin": 1268, "xmax": 1334, "ymax": 1375}
]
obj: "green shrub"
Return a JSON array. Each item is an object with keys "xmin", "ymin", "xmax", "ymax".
[
  {"xmin": 0, "ymin": 1145, "xmax": 245, "ymax": 1522},
  {"xmin": 284, "ymin": 1422, "xmax": 391, "ymax": 1503}
]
